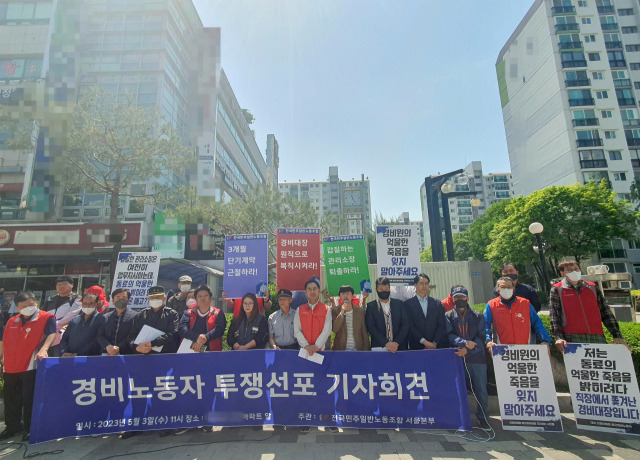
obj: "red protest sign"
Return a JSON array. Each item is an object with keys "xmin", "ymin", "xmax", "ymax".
[{"xmin": 276, "ymin": 228, "xmax": 321, "ymax": 291}]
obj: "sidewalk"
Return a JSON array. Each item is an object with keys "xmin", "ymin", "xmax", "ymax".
[{"xmin": 1, "ymin": 413, "xmax": 638, "ymax": 460}]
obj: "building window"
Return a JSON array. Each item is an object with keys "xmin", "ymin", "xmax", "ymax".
[
  {"xmin": 581, "ymin": 18, "xmax": 591, "ymax": 25},
  {"xmin": 622, "ymin": 26, "xmax": 638, "ymax": 34},
  {"xmin": 592, "ymin": 71, "xmax": 604, "ymax": 80},
  {"xmin": 635, "ymin": 82, "xmax": 640, "ymax": 90},
  {"xmin": 618, "ymin": 193, "xmax": 632, "ymax": 200},
  {"xmin": 629, "ymin": 240, "xmax": 640, "ymax": 250},
  {"xmin": 618, "ymin": 9, "xmax": 634, "ymax": 16},
  {"xmin": 578, "ymin": 0, "xmax": 587, "ymax": 6},
  {"xmin": 588, "ymin": 52, "xmax": 601, "ymax": 61},
  {"xmin": 604, "ymin": 262, "xmax": 627, "ymax": 273},
  {"xmin": 584, "ymin": 34, "xmax": 596, "ymax": 42},
  {"xmin": 596, "ymin": 90, "xmax": 608, "ymax": 99},
  {"xmin": 626, "ymin": 45, "xmax": 640, "ymax": 52},
  {"xmin": 601, "ymin": 110, "xmax": 613, "ymax": 118},
  {"xmin": 609, "ymin": 150, "xmax": 622, "ymax": 160},
  {"xmin": 613, "ymin": 172, "xmax": 627, "ymax": 181},
  {"xmin": 604, "ymin": 130, "xmax": 616, "ymax": 139},
  {"xmin": 633, "ymin": 264, "xmax": 640, "ymax": 274}
]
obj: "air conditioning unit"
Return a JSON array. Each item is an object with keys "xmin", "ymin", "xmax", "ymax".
[{"xmin": 587, "ymin": 265, "xmax": 610, "ymax": 275}]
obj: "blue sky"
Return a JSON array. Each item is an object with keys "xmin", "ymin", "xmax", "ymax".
[{"xmin": 193, "ymin": 0, "xmax": 533, "ymax": 220}]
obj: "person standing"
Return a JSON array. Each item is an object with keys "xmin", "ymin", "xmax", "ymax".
[
  {"xmin": 406, "ymin": 274, "xmax": 447, "ymax": 350},
  {"xmin": 293, "ymin": 278, "xmax": 332, "ymax": 355},
  {"xmin": 227, "ymin": 293, "xmax": 268, "ymax": 350},
  {"xmin": 178, "ymin": 285, "xmax": 226, "ymax": 352},
  {"xmin": 127, "ymin": 285, "xmax": 179, "ymax": 355},
  {"xmin": 365, "ymin": 277, "xmax": 410, "ymax": 352},
  {"xmin": 97, "ymin": 288, "xmax": 138, "ymax": 355},
  {"xmin": 167, "ymin": 275, "xmax": 192, "ymax": 316},
  {"xmin": 331, "ymin": 285, "xmax": 370, "ymax": 351},
  {"xmin": 0, "ymin": 292, "xmax": 56, "ymax": 442},
  {"xmin": 268, "ymin": 289, "xmax": 299, "ymax": 350},
  {"xmin": 491, "ymin": 263, "xmax": 542, "ymax": 312},
  {"xmin": 42, "ymin": 275, "xmax": 81, "ymax": 356},
  {"xmin": 60, "ymin": 292, "xmax": 105, "ymax": 357}
]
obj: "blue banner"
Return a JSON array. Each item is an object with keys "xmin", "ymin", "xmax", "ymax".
[
  {"xmin": 223, "ymin": 233, "xmax": 268, "ymax": 298},
  {"xmin": 31, "ymin": 350, "xmax": 472, "ymax": 443}
]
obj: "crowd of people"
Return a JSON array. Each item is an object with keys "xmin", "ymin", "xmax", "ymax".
[{"xmin": 0, "ymin": 260, "xmax": 631, "ymax": 441}]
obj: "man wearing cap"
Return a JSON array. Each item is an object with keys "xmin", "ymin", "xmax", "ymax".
[
  {"xmin": 127, "ymin": 285, "xmax": 179, "ymax": 355},
  {"xmin": 42, "ymin": 275, "xmax": 82, "ymax": 357},
  {"xmin": 167, "ymin": 276, "xmax": 192, "ymax": 316},
  {"xmin": 294, "ymin": 278, "xmax": 332, "ymax": 355},
  {"xmin": 445, "ymin": 286, "xmax": 490, "ymax": 430},
  {"xmin": 268, "ymin": 289, "xmax": 299, "ymax": 350},
  {"xmin": 60, "ymin": 292, "xmax": 105, "ymax": 357},
  {"xmin": 365, "ymin": 277, "xmax": 410, "ymax": 352},
  {"xmin": 98, "ymin": 288, "xmax": 138, "ymax": 355},
  {"xmin": 331, "ymin": 285, "xmax": 370, "ymax": 351},
  {"xmin": 406, "ymin": 273, "xmax": 447, "ymax": 350}
]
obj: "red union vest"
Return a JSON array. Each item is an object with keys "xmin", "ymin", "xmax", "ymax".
[
  {"xmin": 488, "ymin": 296, "xmax": 531, "ymax": 345},
  {"xmin": 188, "ymin": 307, "xmax": 222, "ymax": 351},
  {"xmin": 554, "ymin": 280, "xmax": 604, "ymax": 336},
  {"xmin": 3, "ymin": 310, "xmax": 54, "ymax": 373},
  {"xmin": 298, "ymin": 302, "xmax": 329, "ymax": 348}
]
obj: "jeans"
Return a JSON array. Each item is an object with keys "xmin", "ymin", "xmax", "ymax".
[{"xmin": 466, "ymin": 363, "xmax": 489, "ymax": 421}]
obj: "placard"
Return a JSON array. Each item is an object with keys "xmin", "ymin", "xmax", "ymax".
[
  {"xmin": 223, "ymin": 233, "xmax": 269, "ymax": 298},
  {"xmin": 111, "ymin": 252, "xmax": 161, "ymax": 309},
  {"xmin": 322, "ymin": 234, "xmax": 371, "ymax": 296},
  {"xmin": 375, "ymin": 225, "xmax": 420, "ymax": 283},
  {"xmin": 276, "ymin": 228, "xmax": 321, "ymax": 290}
]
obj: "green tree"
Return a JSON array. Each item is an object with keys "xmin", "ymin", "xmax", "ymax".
[
  {"xmin": 453, "ymin": 199, "xmax": 513, "ymax": 261},
  {"xmin": 64, "ymin": 87, "xmax": 194, "ymax": 281}
]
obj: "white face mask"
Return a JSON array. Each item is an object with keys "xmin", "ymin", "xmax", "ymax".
[
  {"xmin": 566, "ymin": 271, "xmax": 582, "ymax": 282},
  {"xmin": 82, "ymin": 307, "xmax": 96, "ymax": 315},
  {"xmin": 180, "ymin": 284, "xmax": 191, "ymax": 293},
  {"xmin": 186, "ymin": 299, "xmax": 197, "ymax": 308},
  {"xmin": 499, "ymin": 288, "xmax": 514, "ymax": 300},
  {"xmin": 20, "ymin": 306, "xmax": 38, "ymax": 317},
  {"xmin": 149, "ymin": 299, "xmax": 164, "ymax": 309}
]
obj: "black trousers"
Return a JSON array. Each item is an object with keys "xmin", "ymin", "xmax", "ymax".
[{"xmin": 3, "ymin": 370, "xmax": 37, "ymax": 433}]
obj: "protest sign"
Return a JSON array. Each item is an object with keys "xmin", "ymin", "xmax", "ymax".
[
  {"xmin": 111, "ymin": 252, "xmax": 160, "ymax": 309},
  {"xmin": 492, "ymin": 345, "xmax": 563, "ymax": 431},
  {"xmin": 276, "ymin": 228, "xmax": 321, "ymax": 290},
  {"xmin": 322, "ymin": 234, "xmax": 371, "ymax": 296},
  {"xmin": 375, "ymin": 226, "xmax": 420, "ymax": 283},
  {"xmin": 31, "ymin": 350, "xmax": 472, "ymax": 443},
  {"xmin": 563, "ymin": 343, "xmax": 640, "ymax": 435},
  {"xmin": 223, "ymin": 233, "xmax": 269, "ymax": 298}
]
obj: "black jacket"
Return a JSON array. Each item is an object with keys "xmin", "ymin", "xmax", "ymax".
[
  {"xmin": 365, "ymin": 298, "xmax": 410, "ymax": 350},
  {"xmin": 405, "ymin": 296, "xmax": 447, "ymax": 350},
  {"xmin": 60, "ymin": 313, "xmax": 105, "ymax": 356},
  {"xmin": 97, "ymin": 307, "xmax": 138, "ymax": 355},
  {"xmin": 227, "ymin": 314, "xmax": 268, "ymax": 349},
  {"xmin": 127, "ymin": 306, "xmax": 179, "ymax": 354}
]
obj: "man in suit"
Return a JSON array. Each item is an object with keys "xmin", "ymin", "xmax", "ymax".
[
  {"xmin": 406, "ymin": 273, "xmax": 446, "ymax": 350},
  {"xmin": 365, "ymin": 277, "xmax": 410, "ymax": 352}
]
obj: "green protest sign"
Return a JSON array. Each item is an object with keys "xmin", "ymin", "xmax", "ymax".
[{"xmin": 322, "ymin": 234, "xmax": 371, "ymax": 296}]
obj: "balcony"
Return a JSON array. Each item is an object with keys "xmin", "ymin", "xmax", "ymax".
[
  {"xmin": 609, "ymin": 59, "xmax": 627, "ymax": 68},
  {"xmin": 597, "ymin": 6, "xmax": 615, "ymax": 14},
  {"xmin": 601, "ymin": 23, "xmax": 619, "ymax": 31},
  {"xmin": 559, "ymin": 41, "xmax": 583, "ymax": 50},
  {"xmin": 605, "ymin": 41, "xmax": 623, "ymax": 49},
  {"xmin": 576, "ymin": 138, "xmax": 604, "ymax": 147},
  {"xmin": 562, "ymin": 59, "xmax": 588, "ymax": 68},
  {"xmin": 626, "ymin": 137, "xmax": 640, "ymax": 146},
  {"xmin": 580, "ymin": 159, "xmax": 608, "ymax": 168},
  {"xmin": 573, "ymin": 118, "xmax": 599, "ymax": 126},
  {"xmin": 566, "ymin": 78, "xmax": 591, "ymax": 87},
  {"xmin": 555, "ymin": 23, "xmax": 580, "ymax": 33},
  {"xmin": 598, "ymin": 249, "xmax": 627, "ymax": 259},
  {"xmin": 614, "ymin": 78, "xmax": 632, "ymax": 87},
  {"xmin": 552, "ymin": 6, "xmax": 576, "ymax": 14},
  {"xmin": 617, "ymin": 97, "xmax": 636, "ymax": 106},
  {"xmin": 623, "ymin": 118, "xmax": 640, "ymax": 127},
  {"xmin": 569, "ymin": 97, "xmax": 595, "ymax": 106}
]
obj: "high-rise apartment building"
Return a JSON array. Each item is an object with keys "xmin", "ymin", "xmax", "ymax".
[
  {"xmin": 278, "ymin": 166, "xmax": 372, "ymax": 236},
  {"xmin": 399, "ymin": 211, "xmax": 426, "ymax": 251},
  {"xmin": 498, "ymin": 0, "xmax": 640, "ymax": 284},
  {"xmin": 265, "ymin": 134, "xmax": 279, "ymax": 187}
]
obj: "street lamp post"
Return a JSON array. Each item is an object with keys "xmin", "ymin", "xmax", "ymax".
[{"xmin": 529, "ymin": 222, "xmax": 549, "ymax": 291}]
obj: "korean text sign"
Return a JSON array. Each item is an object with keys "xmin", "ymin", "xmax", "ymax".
[
  {"xmin": 30, "ymin": 349, "xmax": 472, "ymax": 443},
  {"xmin": 375, "ymin": 226, "xmax": 420, "ymax": 283},
  {"xmin": 563, "ymin": 343, "xmax": 639, "ymax": 435},
  {"xmin": 276, "ymin": 228, "xmax": 321, "ymax": 291},
  {"xmin": 223, "ymin": 234, "xmax": 269, "ymax": 298},
  {"xmin": 111, "ymin": 252, "xmax": 160, "ymax": 309},
  {"xmin": 322, "ymin": 234, "xmax": 371, "ymax": 296},
  {"xmin": 492, "ymin": 345, "xmax": 562, "ymax": 432}
]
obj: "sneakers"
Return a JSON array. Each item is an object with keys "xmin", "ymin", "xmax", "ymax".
[
  {"xmin": 21, "ymin": 432, "xmax": 30, "ymax": 442},
  {"xmin": 174, "ymin": 428, "xmax": 192, "ymax": 436},
  {"xmin": 299, "ymin": 426, "xmax": 310, "ymax": 434},
  {"xmin": 477, "ymin": 418, "xmax": 492, "ymax": 431},
  {"xmin": 120, "ymin": 431, "xmax": 137, "ymax": 440},
  {"xmin": 0, "ymin": 429, "xmax": 22, "ymax": 441},
  {"xmin": 326, "ymin": 426, "xmax": 339, "ymax": 433}
]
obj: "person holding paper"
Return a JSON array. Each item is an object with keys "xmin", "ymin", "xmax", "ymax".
[
  {"xmin": 97, "ymin": 288, "xmax": 138, "ymax": 355},
  {"xmin": 227, "ymin": 293, "xmax": 268, "ymax": 350},
  {"xmin": 268, "ymin": 289, "xmax": 299, "ymax": 350},
  {"xmin": 42, "ymin": 275, "xmax": 81, "ymax": 357},
  {"xmin": 406, "ymin": 273, "xmax": 447, "ymax": 350},
  {"xmin": 485, "ymin": 277, "xmax": 551, "ymax": 348},
  {"xmin": 365, "ymin": 277, "xmax": 410, "ymax": 352},
  {"xmin": 60, "ymin": 292, "xmax": 105, "ymax": 357},
  {"xmin": 549, "ymin": 259, "xmax": 630, "ymax": 352},
  {"xmin": 294, "ymin": 278, "xmax": 332, "ymax": 354},
  {"xmin": 127, "ymin": 285, "xmax": 179, "ymax": 355},
  {"xmin": 178, "ymin": 284, "xmax": 226, "ymax": 352},
  {"xmin": 331, "ymin": 285, "xmax": 370, "ymax": 351}
]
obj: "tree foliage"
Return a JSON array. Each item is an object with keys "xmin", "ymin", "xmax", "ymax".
[{"xmin": 453, "ymin": 199, "xmax": 513, "ymax": 261}]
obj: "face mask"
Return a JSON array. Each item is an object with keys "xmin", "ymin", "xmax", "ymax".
[
  {"xmin": 114, "ymin": 299, "xmax": 128, "ymax": 309},
  {"xmin": 82, "ymin": 307, "xmax": 96, "ymax": 315},
  {"xmin": 149, "ymin": 299, "xmax": 163, "ymax": 309},
  {"xmin": 180, "ymin": 284, "xmax": 191, "ymax": 293},
  {"xmin": 500, "ymin": 288, "xmax": 514, "ymax": 300},
  {"xmin": 377, "ymin": 291, "xmax": 391, "ymax": 300},
  {"xmin": 566, "ymin": 271, "xmax": 582, "ymax": 282},
  {"xmin": 20, "ymin": 306, "xmax": 38, "ymax": 317},
  {"xmin": 454, "ymin": 299, "xmax": 468, "ymax": 309},
  {"xmin": 186, "ymin": 299, "xmax": 197, "ymax": 308},
  {"xmin": 506, "ymin": 274, "xmax": 518, "ymax": 282}
]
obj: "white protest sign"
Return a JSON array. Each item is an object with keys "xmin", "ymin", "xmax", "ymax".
[
  {"xmin": 492, "ymin": 344, "xmax": 563, "ymax": 432},
  {"xmin": 375, "ymin": 225, "xmax": 421, "ymax": 284},
  {"xmin": 563, "ymin": 343, "xmax": 640, "ymax": 435},
  {"xmin": 111, "ymin": 252, "xmax": 161, "ymax": 309}
]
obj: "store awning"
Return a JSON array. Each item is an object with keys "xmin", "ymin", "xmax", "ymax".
[{"xmin": 158, "ymin": 258, "xmax": 223, "ymax": 286}]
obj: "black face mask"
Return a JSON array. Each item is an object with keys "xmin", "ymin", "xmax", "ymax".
[
  {"xmin": 505, "ymin": 274, "xmax": 518, "ymax": 282},
  {"xmin": 377, "ymin": 291, "xmax": 391, "ymax": 300},
  {"xmin": 454, "ymin": 300, "xmax": 468, "ymax": 309}
]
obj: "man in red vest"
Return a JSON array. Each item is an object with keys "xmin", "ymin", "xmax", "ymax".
[
  {"xmin": 0, "ymin": 291, "xmax": 56, "ymax": 442},
  {"xmin": 550, "ymin": 259, "xmax": 629, "ymax": 353},
  {"xmin": 485, "ymin": 277, "xmax": 551, "ymax": 349},
  {"xmin": 178, "ymin": 284, "xmax": 226, "ymax": 352},
  {"xmin": 293, "ymin": 278, "xmax": 331, "ymax": 355}
]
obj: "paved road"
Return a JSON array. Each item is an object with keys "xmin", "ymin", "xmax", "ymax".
[{"xmin": 1, "ymin": 413, "xmax": 638, "ymax": 460}]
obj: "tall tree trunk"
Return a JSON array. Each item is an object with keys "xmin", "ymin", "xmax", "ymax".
[{"xmin": 108, "ymin": 179, "xmax": 123, "ymax": 290}]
